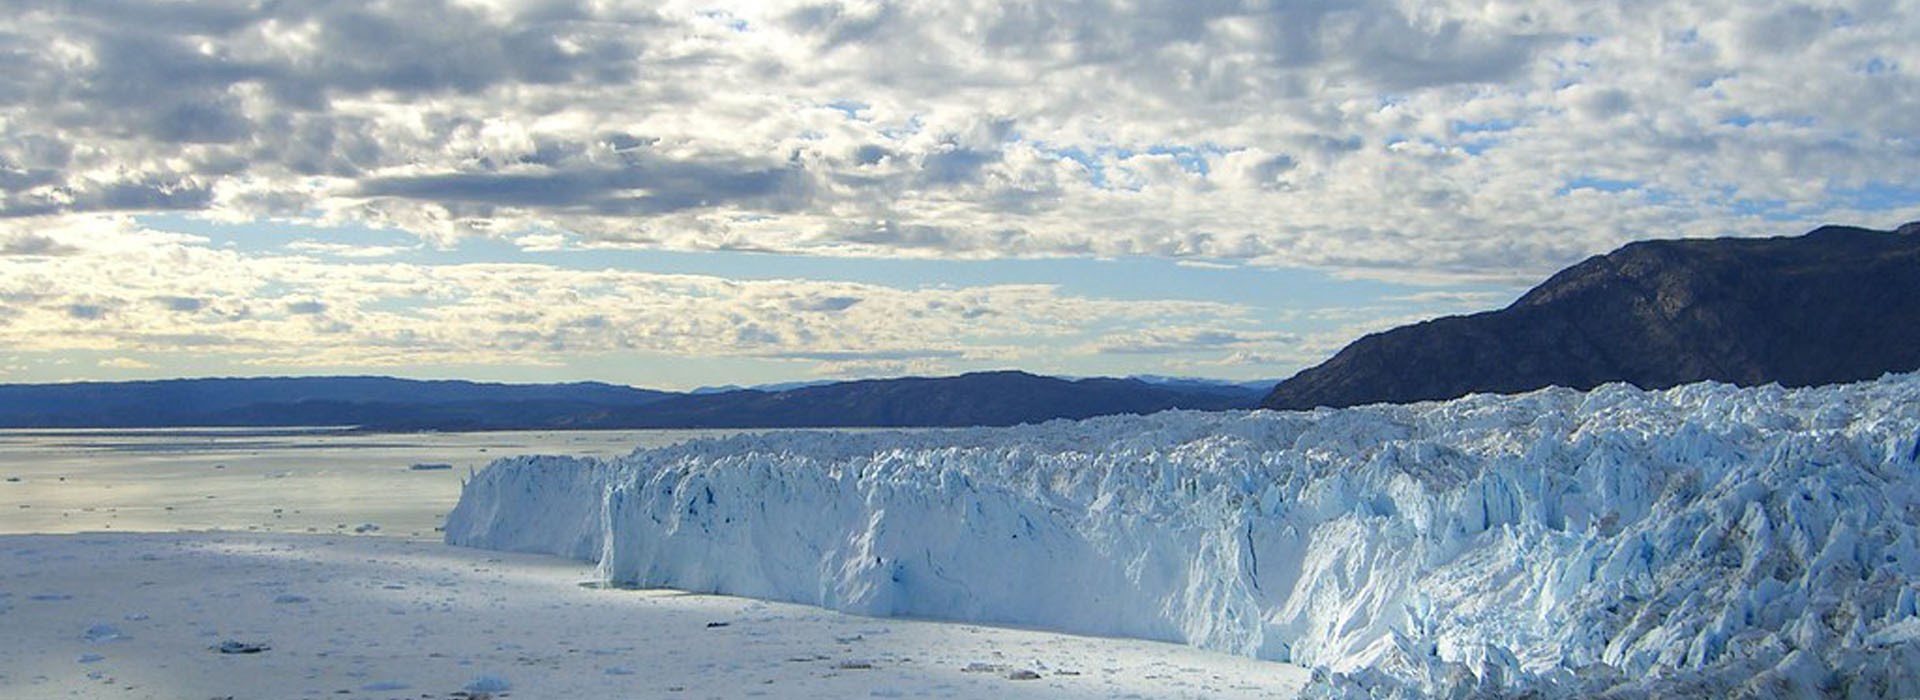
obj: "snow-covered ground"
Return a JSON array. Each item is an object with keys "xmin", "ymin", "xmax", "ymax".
[
  {"xmin": 0, "ymin": 533, "xmax": 1307, "ymax": 699},
  {"xmin": 449, "ymin": 374, "xmax": 1920, "ymax": 697}
]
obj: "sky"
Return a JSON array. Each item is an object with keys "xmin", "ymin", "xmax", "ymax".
[{"xmin": 1, "ymin": 1, "xmax": 1916, "ymax": 390}]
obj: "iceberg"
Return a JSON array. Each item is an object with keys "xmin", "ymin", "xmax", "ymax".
[{"xmin": 446, "ymin": 374, "xmax": 1920, "ymax": 697}]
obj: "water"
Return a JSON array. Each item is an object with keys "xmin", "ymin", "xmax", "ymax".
[{"xmin": 0, "ymin": 428, "xmax": 762, "ymax": 539}]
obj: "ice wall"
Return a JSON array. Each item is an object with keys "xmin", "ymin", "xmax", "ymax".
[{"xmin": 446, "ymin": 375, "xmax": 1920, "ymax": 697}]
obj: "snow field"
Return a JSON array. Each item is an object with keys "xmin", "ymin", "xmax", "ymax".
[
  {"xmin": 447, "ymin": 374, "xmax": 1920, "ymax": 697},
  {"xmin": 2, "ymin": 533, "xmax": 1305, "ymax": 698}
]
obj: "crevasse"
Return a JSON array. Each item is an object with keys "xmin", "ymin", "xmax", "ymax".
[{"xmin": 445, "ymin": 374, "xmax": 1920, "ymax": 697}]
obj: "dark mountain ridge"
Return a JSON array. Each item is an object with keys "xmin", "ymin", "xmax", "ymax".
[
  {"xmin": 0, "ymin": 376, "xmax": 674, "ymax": 428},
  {"xmin": 618, "ymin": 371, "xmax": 1260, "ymax": 428},
  {"xmin": 0, "ymin": 371, "xmax": 1264, "ymax": 430},
  {"xmin": 1262, "ymin": 222, "xmax": 1920, "ymax": 410}
]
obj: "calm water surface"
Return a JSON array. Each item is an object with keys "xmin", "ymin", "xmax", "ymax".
[{"xmin": 0, "ymin": 428, "xmax": 763, "ymax": 539}]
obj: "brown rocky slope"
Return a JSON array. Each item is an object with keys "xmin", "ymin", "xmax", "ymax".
[{"xmin": 1262, "ymin": 221, "xmax": 1920, "ymax": 410}]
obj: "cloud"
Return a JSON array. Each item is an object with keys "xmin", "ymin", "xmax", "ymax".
[
  {"xmin": 1090, "ymin": 327, "xmax": 1293, "ymax": 356},
  {"xmin": 353, "ymin": 153, "xmax": 812, "ymax": 217},
  {"xmin": 285, "ymin": 300, "xmax": 327, "ymax": 315},
  {"xmin": 1379, "ymin": 290, "xmax": 1518, "ymax": 310},
  {"xmin": 157, "ymin": 296, "xmax": 205, "ymax": 313},
  {"xmin": 0, "ymin": 234, "xmax": 77, "ymax": 256},
  {"xmin": 99, "ymin": 356, "xmax": 153, "ymax": 369},
  {"xmin": 1080, "ymin": 326, "xmax": 1304, "ymax": 378},
  {"xmin": 757, "ymin": 349, "xmax": 970, "ymax": 362},
  {"xmin": 0, "ymin": 218, "xmax": 1257, "ymax": 377},
  {"xmin": 1173, "ymin": 259, "xmax": 1238, "ymax": 270},
  {"xmin": 788, "ymin": 295, "xmax": 864, "ymax": 313},
  {"xmin": 0, "ymin": 1, "xmax": 1909, "ymax": 286},
  {"xmin": 285, "ymin": 240, "xmax": 413, "ymax": 259}
]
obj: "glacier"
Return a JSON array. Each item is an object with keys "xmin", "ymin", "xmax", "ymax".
[{"xmin": 445, "ymin": 374, "xmax": 1920, "ymax": 697}]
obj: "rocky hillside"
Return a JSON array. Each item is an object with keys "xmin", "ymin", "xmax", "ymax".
[{"xmin": 1262, "ymin": 221, "xmax": 1920, "ymax": 410}]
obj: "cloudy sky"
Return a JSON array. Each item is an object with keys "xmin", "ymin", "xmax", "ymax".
[{"xmin": 3, "ymin": 0, "xmax": 1915, "ymax": 389}]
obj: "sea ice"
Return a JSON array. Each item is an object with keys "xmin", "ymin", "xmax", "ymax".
[
  {"xmin": 448, "ymin": 373, "xmax": 1920, "ymax": 697},
  {"xmin": 1, "ymin": 532, "xmax": 1306, "ymax": 698},
  {"xmin": 464, "ymin": 674, "xmax": 511, "ymax": 692}
]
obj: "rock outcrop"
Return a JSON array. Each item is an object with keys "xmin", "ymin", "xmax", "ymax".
[{"xmin": 1263, "ymin": 222, "xmax": 1920, "ymax": 410}]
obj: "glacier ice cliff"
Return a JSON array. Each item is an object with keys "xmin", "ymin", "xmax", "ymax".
[{"xmin": 446, "ymin": 374, "xmax": 1920, "ymax": 697}]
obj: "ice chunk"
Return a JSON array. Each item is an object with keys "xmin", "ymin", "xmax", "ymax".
[
  {"xmin": 213, "ymin": 640, "xmax": 270, "ymax": 654},
  {"xmin": 464, "ymin": 674, "xmax": 512, "ymax": 693}
]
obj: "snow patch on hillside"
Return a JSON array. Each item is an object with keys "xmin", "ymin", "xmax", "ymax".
[{"xmin": 446, "ymin": 375, "xmax": 1920, "ymax": 697}]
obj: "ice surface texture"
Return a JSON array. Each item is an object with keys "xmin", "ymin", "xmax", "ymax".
[{"xmin": 446, "ymin": 375, "xmax": 1920, "ymax": 697}]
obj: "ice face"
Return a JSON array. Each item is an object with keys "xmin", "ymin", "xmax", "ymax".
[{"xmin": 446, "ymin": 375, "xmax": 1920, "ymax": 697}]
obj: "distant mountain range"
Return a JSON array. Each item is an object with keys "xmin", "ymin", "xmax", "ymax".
[
  {"xmin": 606, "ymin": 372, "xmax": 1264, "ymax": 428},
  {"xmin": 27, "ymin": 222, "xmax": 1908, "ymax": 427},
  {"xmin": 0, "ymin": 371, "xmax": 1269, "ymax": 431},
  {"xmin": 1263, "ymin": 221, "xmax": 1920, "ymax": 410}
]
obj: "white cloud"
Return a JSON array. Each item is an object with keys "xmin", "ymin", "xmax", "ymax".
[
  {"xmin": 1379, "ymin": 290, "xmax": 1517, "ymax": 309},
  {"xmin": 0, "ymin": 0, "xmax": 1909, "ymax": 287},
  {"xmin": 284, "ymin": 240, "xmax": 414, "ymax": 258},
  {"xmin": 2, "ymin": 1, "xmax": 1916, "ymax": 386},
  {"xmin": 1173, "ymin": 259, "xmax": 1239, "ymax": 270},
  {"xmin": 0, "ymin": 217, "xmax": 1256, "ymax": 377},
  {"xmin": 1087, "ymin": 327, "xmax": 1295, "ymax": 356}
]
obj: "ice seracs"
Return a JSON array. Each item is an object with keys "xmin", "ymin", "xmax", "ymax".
[{"xmin": 447, "ymin": 373, "xmax": 1920, "ymax": 697}]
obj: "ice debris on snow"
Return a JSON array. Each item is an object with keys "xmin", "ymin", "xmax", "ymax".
[
  {"xmin": 464, "ymin": 674, "xmax": 512, "ymax": 693},
  {"xmin": 447, "ymin": 373, "xmax": 1920, "ymax": 697},
  {"xmin": 213, "ymin": 640, "xmax": 270, "ymax": 654}
]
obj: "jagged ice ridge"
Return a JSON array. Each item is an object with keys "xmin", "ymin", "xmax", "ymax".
[{"xmin": 445, "ymin": 374, "xmax": 1920, "ymax": 697}]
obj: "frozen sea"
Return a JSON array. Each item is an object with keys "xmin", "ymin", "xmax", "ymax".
[{"xmin": 0, "ymin": 427, "xmax": 758, "ymax": 538}]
